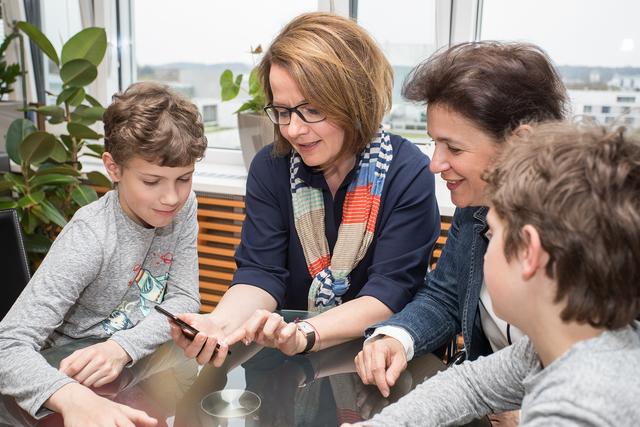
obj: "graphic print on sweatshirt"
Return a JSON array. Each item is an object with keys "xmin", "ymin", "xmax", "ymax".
[{"xmin": 101, "ymin": 252, "xmax": 173, "ymax": 334}]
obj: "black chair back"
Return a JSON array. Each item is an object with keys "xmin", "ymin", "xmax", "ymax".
[{"xmin": 0, "ymin": 209, "xmax": 30, "ymax": 320}]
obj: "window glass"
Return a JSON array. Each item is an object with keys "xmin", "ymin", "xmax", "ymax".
[
  {"xmin": 481, "ymin": 0, "xmax": 640, "ymax": 129},
  {"xmin": 41, "ymin": 0, "xmax": 82, "ymax": 99},
  {"xmin": 356, "ymin": 0, "xmax": 437, "ymax": 144},
  {"xmin": 133, "ymin": 0, "xmax": 317, "ymax": 150}
]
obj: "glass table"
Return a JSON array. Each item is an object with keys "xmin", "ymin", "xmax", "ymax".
[{"xmin": 0, "ymin": 311, "xmax": 490, "ymax": 426}]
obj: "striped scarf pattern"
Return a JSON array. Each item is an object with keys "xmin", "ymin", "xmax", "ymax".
[{"xmin": 290, "ymin": 128, "xmax": 393, "ymax": 311}]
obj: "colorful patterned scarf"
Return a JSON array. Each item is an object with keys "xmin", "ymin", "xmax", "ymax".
[{"xmin": 290, "ymin": 128, "xmax": 393, "ymax": 312}]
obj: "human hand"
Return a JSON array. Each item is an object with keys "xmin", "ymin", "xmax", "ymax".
[
  {"xmin": 225, "ymin": 309, "xmax": 306, "ymax": 356},
  {"xmin": 46, "ymin": 383, "xmax": 157, "ymax": 427},
  {"xmin": 489, "ymin": 410, "xmax": 520, "ymax": 426},
  {"xmin": 59, "ymin": 340, "xmax": 131, "ymax": 388},
  {"xmin": 354, "ymin": 336, "xmax": 407, "ymax": 397},
  {"xmin": 168, "ymin": 312, "xmax": 230, "ymax": 367}
]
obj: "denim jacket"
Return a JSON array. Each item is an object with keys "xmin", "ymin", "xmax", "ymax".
[{"xmin": 367, "ymin": 206, "xmax": 492, "ymax": 361}]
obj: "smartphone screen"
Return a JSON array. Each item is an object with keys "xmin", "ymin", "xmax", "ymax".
[{"xmin": 154, "ymin": 305, "xmax": 200, "ymax": 339}]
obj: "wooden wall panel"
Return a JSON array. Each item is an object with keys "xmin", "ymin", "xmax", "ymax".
[
  {"xmin": 430, "ymin": 217, "xmax": 452, "ymax": 271},
  {"xmin": 196, "ymin": 194, "xmax": 245, "ymax": 313}
]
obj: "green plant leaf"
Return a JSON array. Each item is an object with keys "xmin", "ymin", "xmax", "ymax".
[
  {"xmin": 23, "ymin": 231, "xmax": 52, "ymax": 253},
  {"xmin": 70, "ymin": 105, "xmax": 93, "ymax": 125},
  {"xmin": 36, "ymin": 105, "xmax": 65, "ymax": 124},
  {"xmin": 29, "ymin": 204, "xmax": 50, "ymax": 224},
  {"xmin": 248, "ymin": 68, "xmax": 261, "ymax": 95},
  {"xmin": 22, "ymin": 210, "xmax": 38, "ymax": 234},
  {"xmin": 84, "ymin": 94, "xmax": 104, "ymax": 108},
  {"xmin": 73, "ymin": 106, "xmax": 105, "ymax": 122},
  {"xmin": 49, "ymin": 139, "xmax": 69, "ymax": 163},
  {"xmin": 61, "ymin": 27, "xmax": 107, "ymax": 66},
  {"xmin": 29, "ymin": 173, "xmax": 79, "ymax": 190},
  {"xmin": 235, "ymin": 98, "xmax": 265, "ymax": 114},
  {"xmin": 20, "ymin": 132, "xmax": 57, "ymax": 166},
  {"xmin": 72, "ymin": 184, "xmax": 98, "ymax": 206},
  {"xmin": 57, "ymin": 87, "xmax": 85, "ymax": 106},
  {"xmin": 0, "ymin": 198, "xmax": 18, "ymax": 210},
  {"xmin": 35, "ymin": 165, "xmax": 80, "ymax": 177},
  {"xmin": 60, "ymin": 134, "xmax": 74, "ymax": 151},
  {"xmin": 5, "ymin": 119, "xmax": 37, "ymax": 164},
  {"xmin": 0, "ymin": 179, "xmax": 14, "ymax": 193},
  {"xmin": 220, "ymin": 70, "xmax": 242, "ymax": 101},
  {"xmin": 60, "ymin": 59, "xmax": 98, "ymax": 87},
  {"xmin": 67, "ymin": 122, "xmax": 102, "ymax": 140},
  {"xmin": 39, "ymin": 199, "xmax": 67, "ymax": 227},
  {"xmin": 3, "ymin": 173, "xmax": 26, "ymax": 192},
  {"xmin": 17, "ymin": 21, "xmax": 59, "ymax": 66},
  {"xmin": 86, "ymin": 171, "xmax": 112, "ymax": 188},
  {"xmin": 86, "ymin": 143, "xmax": 104, "ymax": 156},
  {"xmin": 17, "ymin": 191, "xmax": 45, "ymax": 208}
]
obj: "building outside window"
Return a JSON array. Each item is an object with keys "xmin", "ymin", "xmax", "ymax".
[
  {"xmin": 133, "ymin": 0, "xmax": 317, "ymax": 150},
  {"xmin": 480, "ymin": 0, "xmax": 640, "ymax": 129},
  {"xmin": 355, "ymin": 0, "xmax": 437, "ymax": 145}
]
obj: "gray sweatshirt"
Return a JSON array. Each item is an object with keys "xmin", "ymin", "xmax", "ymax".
[
  {"xmin": 0, "ymin": 190, "xmax": 201, "ymax": 417},
  {"xmin": 367, "ymin": 322, "xmax": 640, "ymax": 426}
]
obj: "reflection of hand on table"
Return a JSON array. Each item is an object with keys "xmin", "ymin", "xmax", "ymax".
[
  {"xmin": 45, "ymin": 382, "xmax": 157, "ymax": 427},
  {"xmin": 355, "ymin": 369, "xmax": 413, "ymax": 419}
]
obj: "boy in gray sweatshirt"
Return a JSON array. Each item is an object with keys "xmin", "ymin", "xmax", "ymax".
[
  {"xmin": 348, "ymin": 123, "xmax": 640, "ymax": 426},
  {"xmin": 0, "ymin": 82, "xmax": 208, "ymax": 425}
]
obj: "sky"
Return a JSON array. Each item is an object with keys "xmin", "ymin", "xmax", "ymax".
[
  {"xmin": 132, "ymin": 0, "xmax": 639, "ymax": 68},
  {"xmin": 481, "ymin": 0, "xmax": 640, "ymax": 68}
]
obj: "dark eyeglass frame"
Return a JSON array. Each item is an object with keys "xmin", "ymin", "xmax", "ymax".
[{"xmin": 263, "ymin": 102, "xmax": 326, "ymax": 125}]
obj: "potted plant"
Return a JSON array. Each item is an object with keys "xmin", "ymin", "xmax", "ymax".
[
  {"xmin": 219, "ymin": 45, "xmax": 273, "ymax": 169},
  {"xmin": 0, "ymin": 22, "xmax": 111, "ymax": 268}
]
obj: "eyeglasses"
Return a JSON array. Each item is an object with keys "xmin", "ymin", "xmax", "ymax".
[{"xmin": 263, "ymin": 102, "xmax": 326, "ymax": 125}]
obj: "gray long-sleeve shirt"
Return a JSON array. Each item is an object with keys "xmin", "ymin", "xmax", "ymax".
[
  {"xmin": 0, "ymin": 190, "xmax": 201, "ymax": 417},
  {"xmin": 367, "ymin": 322, "xmax": 640, "ymax": 426}
]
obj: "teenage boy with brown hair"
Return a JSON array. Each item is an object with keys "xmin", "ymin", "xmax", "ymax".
[
  {"xmin": 348, "ymin": 123, "xmax": 640, "ymax": 426},
  {"xmin": 0, "ymin": 82, "xmax": 207, "ymax": 425}
]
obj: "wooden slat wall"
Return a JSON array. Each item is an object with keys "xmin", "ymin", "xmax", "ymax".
[
  {"xmin": 96, "ymin": 186, "xmax": 452, "ymax": 313},
  {"xmin": 430, "ymin": 216, "xmax": 452, "ymax": 271},
  {"xmin": 196, "ymin": 194, "xmax": 244, "ymax": 313}
]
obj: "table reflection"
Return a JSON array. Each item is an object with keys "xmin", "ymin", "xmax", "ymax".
[{"xmin": 0, "ymin": 312, "xmax": 490, "ymax": 426}]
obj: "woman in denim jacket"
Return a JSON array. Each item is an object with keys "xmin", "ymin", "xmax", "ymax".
[{"xmin": 354, "ymin": 41, "xmax": 568, "ymax": 400}]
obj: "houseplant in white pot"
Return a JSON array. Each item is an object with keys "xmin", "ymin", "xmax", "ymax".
[{"xmin": 219, "ymin": 46, "xmax": 273, "ymax": 169}]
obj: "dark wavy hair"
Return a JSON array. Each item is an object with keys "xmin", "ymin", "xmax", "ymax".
[{"xmin": 403, "ymin": 41, "xmax": 568, "ymax": 141}]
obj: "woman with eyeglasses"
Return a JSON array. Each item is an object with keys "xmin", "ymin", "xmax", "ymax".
[{"xmin": 169, "ymin": 12, "xmax": 440, "ymax": 365}]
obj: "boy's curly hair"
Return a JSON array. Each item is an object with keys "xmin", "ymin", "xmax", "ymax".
[
  {"xmin": 485, "ymin": 122, "xmax": 640, "ymax": 328},
  {"xmin": 103, "ymin": 81, "xmax": 207, "ymax": 166}
]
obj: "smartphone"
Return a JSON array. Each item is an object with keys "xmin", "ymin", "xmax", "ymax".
[
  {"xmin": 154, "ymin": 305, "xmax": 228, "ymax": 355},
  {"xmin": 154, "ymin": 305, "xmax": 200, "ymax": 339}
]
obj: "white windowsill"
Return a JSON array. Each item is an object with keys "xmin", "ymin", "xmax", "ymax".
[{"xmin": 10, "ymin": 145, "xmax": 455, "ymax": 216}]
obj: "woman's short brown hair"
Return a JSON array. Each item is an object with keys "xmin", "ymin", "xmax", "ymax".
[
  {"xmin": 258, "ymin": 12, "xmax": 393, "ymax": 158},
  {"xmin": 485, "ymin": 122, "xmax": 640, "ymax": 328},
  {"xmin": 103, "ymin": 81, "xmax": 208, "ymax": 167},
  {"xmin": 403, "ymin": 41, "xmax": 568, "ymax": 141}
]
